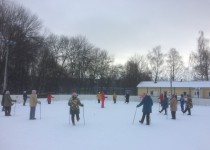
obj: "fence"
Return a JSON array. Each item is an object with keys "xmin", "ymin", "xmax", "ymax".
[{"xmin": 2, "ymin": 94, "xmax": 210, "ymax": 106}]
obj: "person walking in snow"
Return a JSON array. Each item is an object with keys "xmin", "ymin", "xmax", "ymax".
[
  {"xmin": 96, "ymin": 92, "xmax": 101, "ymax": 103},
  {"xmin": 68, "ymin": 92, "xmax": 84, "ymax": 125},
  {"xmin": 170, "ymin": 94, "xmax": 177, "ymax": 119},
  {"xmin": 125, "ymin": 92, "xmax": 130, "ymax": 104},
  {"xmin": 136, "ymin": 93, "xmax": 153, "ymax": 125},
  {"xmin": 182, "ymin": 95, "xmax": 193, "ymax": 115},
  {"xmin": 3, "ymin": 90, "xmax": 16, "ymax": 116},
  {"xmin": 1, "ymin": 90, "xmax": 6, "ymax": 111},
  {"xmin": 100, "ymin": 91, "xmax": 107, "ymax": 108},
  {"xmin": 113, "ymin": 92, "xmax": 117, "ymax": 104},
  {"xmin": 47, "ymin": 93, "xmax": 54, "ymax": 104},
  {"xmin": 159, "ymin": 94, "xmax": 168, "ymax": 115},
  {"xmin": 179, "ymin": 94, "xmax": 185, "ymax": 112},
  {"xmin": 29, "ymin": 90, "xmax": 41, "ymax": 120},
  {"xmin": 23, "ymin": 91, "xmax": 28, "ymax": 106}
]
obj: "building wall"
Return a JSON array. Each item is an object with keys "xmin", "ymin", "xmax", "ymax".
[{"xmin": 138, "ymin": 87, "xmax": 210, "ymax": 98}]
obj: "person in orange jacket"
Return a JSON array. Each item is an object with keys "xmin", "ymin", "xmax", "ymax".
[
  {"xmin": 100, "ymin": 91, "xmax": 107, "ymax": 108},
  {"xmin": 96, "ymin": 92, "xmax": 101, "ymax": 103},
  {"xmin": 47, "ymin": 93, "xmax": 54, "ymax": 104}
]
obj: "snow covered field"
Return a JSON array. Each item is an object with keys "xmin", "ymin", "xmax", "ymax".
[{"xmin": 1, "ymin": 97, "xmax": 210, "ymax": 150}]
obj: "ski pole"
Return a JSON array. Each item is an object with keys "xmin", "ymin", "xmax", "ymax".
[
  {"xmin": 83, "ymin": 106, "xmax": 85, "ymax": 125},
  {"xmin": 69, "ymin": 109, "xmax": 70, "ymax": 125},
  {"xmin": 13, "ymin": 101, "xmax": 16, "ymax": 116},
  {"xmin": 40, "ymin": 103, "xmax": 41, "ymax": 120},
  {"xmin": 132, "ymin": 107, "xmax": 137, "ymax": 125}
]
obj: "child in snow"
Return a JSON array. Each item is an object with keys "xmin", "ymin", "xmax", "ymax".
[{"xmin": 68, "ymin": 92, "xmax": 84, "ymax": 125}]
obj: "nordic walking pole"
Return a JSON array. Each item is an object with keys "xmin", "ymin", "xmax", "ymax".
[
  {"xmin": 14, "ymin": 96, "xmax": 18, "ymax": 116},
  {"xmin": 39, "ymin": 102, "xmax": 41, "ymax": 120},
  {"xmin": 69, "ymin": 109, "xmax": 71, "ymax": 125},
  {"xmin": 132, "ymin": 107, "xmax": 137, "ymax": 125},
  {"xmin": 83, "ymin": 106, "xmax": 85, "ymax": 125},
  {"xmin": 13, "ymin": 101, "xmax": 16, "ymax": 116}
]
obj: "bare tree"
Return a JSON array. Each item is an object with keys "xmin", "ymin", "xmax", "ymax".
[
  {"xmin": 166, "ymin": 48, "xmax": 184, "ymax": 81},
  {"xmin": 147, "ymin": 45, "xmax": 164, "ymax": 83},
  {"xmin": 190, "ymin": 31, "xmax": 210, "ymax": 80},
  {"xmin": 124, "ymin": 54, "xmax": 151, "ymax": 87}
]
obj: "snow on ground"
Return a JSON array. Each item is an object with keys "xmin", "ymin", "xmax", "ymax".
[{"xmin": 1, "ymin": 98, "xmax": 210, "ymax": 150}]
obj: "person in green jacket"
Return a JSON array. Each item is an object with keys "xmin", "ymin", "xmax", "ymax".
[
  {"xmin": 3, "ymin": 90, "xmax": 16, "ymax": 116},
  {"xmin": 68, "ymin": 92, "xmax": 84, "ymax": 125}
]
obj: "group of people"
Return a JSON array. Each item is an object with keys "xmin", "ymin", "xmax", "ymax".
[
  {"xmin": 96, "ymin": 91, "xmax": 107, "ymax": 108},
  {"xmin": 158, "ymin": 93, "xmax": 193, "ymax": 119},
  {"xmin": 1, "ymin": 90, "xmax": 194, "ymax": 126},
  {"xmin": 135, "ymin": 93, "xmax": 193, "ymax": 125},
  {"xmin": 96, "ymin": 91, "xmax": 130, "ymax": 106},
  {"xmin": 1, "ymin": 90, "xmax": 41, "ymax": 120}
]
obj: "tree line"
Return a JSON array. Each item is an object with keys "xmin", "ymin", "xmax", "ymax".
[{"xmin": 0, "ymin": 0, "xmax": 210, "ymax": 94}]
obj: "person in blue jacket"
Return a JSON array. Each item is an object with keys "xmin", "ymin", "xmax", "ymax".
[
  {"xmin": 159, "ymin": 95, "xmax": 168, "ymax": 115},
  {"xmin": 136, "ymin": 93, "xmax": 153, "ymax": 125},
  {"xmin": 180, "ymin": 94, "xmax": 185, "ymax": 112}
]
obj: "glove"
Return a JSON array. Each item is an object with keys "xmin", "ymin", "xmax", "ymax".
[{"xmin": 136, "ymin": 105, "xmax": 139, "ymax": 108}]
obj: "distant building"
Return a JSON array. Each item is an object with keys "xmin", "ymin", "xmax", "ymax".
[{"xmin": 137, "ymin": 81, "xmax": 210, "ymax": 99}]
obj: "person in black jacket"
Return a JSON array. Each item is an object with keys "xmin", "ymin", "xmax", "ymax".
[
  {"xmin": 1, "ymin": 90, "xmax": 6, "ymax": 111},
  {"xmin": 159, "ymin": 95, "xmax": 168, "ymax": 115},
  {"xmin": 136, "ymin": 94, "xmax": 153, "ymax": 125},
  {"xmin": 125, "ymin": 92, "xmax": 130, "ymax": 104},
  {"xmin": 23, "ymin": 91, "xmax": 28, "ymax": 106}
]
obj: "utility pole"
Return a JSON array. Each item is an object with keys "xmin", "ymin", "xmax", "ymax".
[{"xmin": 0, "ymin": 38, "xmax": 16, "ymax": 92}]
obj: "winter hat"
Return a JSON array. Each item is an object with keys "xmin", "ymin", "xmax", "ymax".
[
  {"xmin": 72, "ymin": 92, "xmax": 77, "ymax": 97},
  {"xmin": 32, "ymin": 90, "xmax": 36, "ymax": 94},
  {"xmin": 6, "ymin": 90, "xmax": 10, "ymax": 94}
]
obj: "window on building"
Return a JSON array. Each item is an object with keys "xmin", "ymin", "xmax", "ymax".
[{"xmin": 150, "ymin": 91, "xmax": 153, "ymax": 95}]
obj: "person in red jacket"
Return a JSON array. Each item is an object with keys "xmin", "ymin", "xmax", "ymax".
[
  {"xmin": 100, "ymin": 91, "xmax": 107, "ymax": 108},
  {"xmin": 47, "ymin": 93, "xmax": 54, "ymax": 104}
]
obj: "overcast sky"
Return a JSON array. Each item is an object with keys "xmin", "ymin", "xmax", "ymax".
[{"xmin": 13, "ymin": 0, "xmax": 210, "ymax": 65}]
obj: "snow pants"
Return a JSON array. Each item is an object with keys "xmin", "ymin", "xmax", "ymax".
[
  {"xmin": 30, "ymin": 106, "xmax": 36, "ymax": 119},
  {"xmin": 171, "ymin": 111, "xmax": 176, "ymax": 119},
  {"xmin": 101, "ymin": 99, "xmax": 105, "ymax": 108},
  {"xmin": 23, "ymin": 98, "xmax": 27, "ymax": 106},
  {"xmin": 4, "ymin": 106, "xmax": 11, "ymax": 116},
  {"xmin": 183, "ymin": 108, "xmax": 191, "ymax": 115},
  {"xmin": 159, "ymin": 108, "xmax": 167, "ymax": 115},
  {"xmin": 71, "ymin": 110, "xmax": 80, "ymax": 125},
  {"xmin": 140, "ymin": 112, "xmax": 150, "ymax": 125}
]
